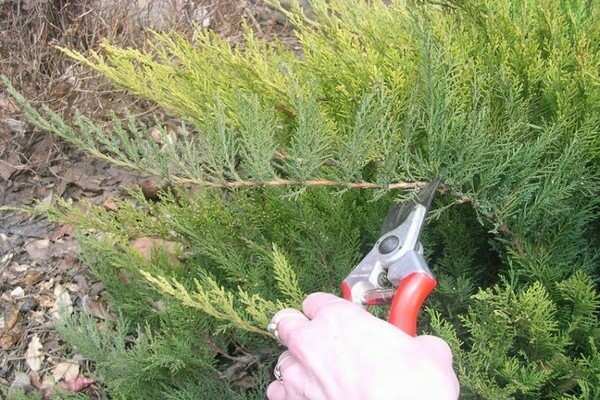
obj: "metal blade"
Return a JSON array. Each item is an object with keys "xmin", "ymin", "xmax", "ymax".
[{"xmin": 380, "ymin": 178, "xmax": 442, "ymax": 235}]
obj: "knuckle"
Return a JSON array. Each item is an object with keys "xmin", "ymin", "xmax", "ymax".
[
  {"xmin": 284, "ymin": 325, "xmax": 308, "ymax": 355},
  {"xmin": 316, "ymin": 300, "xmax": 357, "ymax": 321}
]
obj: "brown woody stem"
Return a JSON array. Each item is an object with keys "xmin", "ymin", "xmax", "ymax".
[{"xmin": 173, "ymin": 178, "xmax": 432, "ymax": 190}]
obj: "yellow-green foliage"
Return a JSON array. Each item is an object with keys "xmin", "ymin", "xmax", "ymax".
[
  {"xmin": 140, "ymin": 244, "xmax": 304, "ymax": 336},
  {"xmin": 4, "ymin": 0, "xmax": 600, "ymax": 398}
]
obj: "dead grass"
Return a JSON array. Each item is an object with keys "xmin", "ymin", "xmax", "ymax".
[
  {"xmin": 0, "ymin": 0, "xmax": 289, "ymax": 122},
  {"xmin": 1, "ymin": 0, "xmax": 134, "ymax": 115}
]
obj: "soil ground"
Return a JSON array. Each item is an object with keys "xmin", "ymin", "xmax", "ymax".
[{"xmin": 0, "ymin": 1, "xmax": 294, "ymax": 397}]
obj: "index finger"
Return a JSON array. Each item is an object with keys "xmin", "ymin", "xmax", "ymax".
[{"xmin": 302, "ymin": 292, "xmax": 349, "ymax": 319}]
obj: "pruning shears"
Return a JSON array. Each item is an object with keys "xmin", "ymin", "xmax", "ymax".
[{"xmin": 342, "ymin": 178, "xmax": 441, "ymax": 336}]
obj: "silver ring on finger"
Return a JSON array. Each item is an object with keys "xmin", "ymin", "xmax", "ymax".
[
  {"xmin": 267, "ymin": 310, "xmax": 306, "ymax": 342},
  {"xmin": 273, "ymin": 353, "xmax": 294, "ymax": 382}
]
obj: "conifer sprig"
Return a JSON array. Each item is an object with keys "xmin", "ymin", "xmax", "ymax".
[
  {"xmin": 272, "ymin": 245, "xmax": 305, "ymax": 306},
  {"xmin": 140, "ymin": 245, "xmax": 307, "ymax": 337},
  {"xmin": 141, "ymin": 272, "xmax": 272, "ymax": 336}
]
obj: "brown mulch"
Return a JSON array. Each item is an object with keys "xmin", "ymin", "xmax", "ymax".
[
  {"xmin": 0, "ymin": 128, "xmax": 150, "ymax": 397},
  {"xmin": 0, "ymin": 0, "xmax": 296, "ymax": 397}
]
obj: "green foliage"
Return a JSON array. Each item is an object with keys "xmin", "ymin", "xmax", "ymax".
[
  {"xmin": 53, "ymin": 233, "xmax": 276, "ymax": 400},
  {"xmin": 36, "ymin": 188, "xmax": 384, "ymax": 398},
  {"xmin": 3, "ymin": 0, "xmax": 600, "ymax": 398},
  {"xmin": 53, "ymin": 308, "xmax": 240, "ymax": 399},
  {"xmin": 431, "ymin": 272, "xmax": 600, "ymax": 399}
]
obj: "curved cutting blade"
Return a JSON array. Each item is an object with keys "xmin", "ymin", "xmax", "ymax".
[{"xmin": 380, "ymin": 177, "xmax": 442, "ymax": 235}]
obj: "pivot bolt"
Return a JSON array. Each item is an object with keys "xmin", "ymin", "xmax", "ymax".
[{"xmin": 379, "ymin": 235, "xmax": 400, "ymax": 254}]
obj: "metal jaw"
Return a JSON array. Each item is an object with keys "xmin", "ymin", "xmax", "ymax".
[
  {"xmin": 341, "ymin": 203, "xmax": 433, "ymax": 307},
  {"xmin": 342, "ymin": 178, "xmax": 440, "ymax": 306}
]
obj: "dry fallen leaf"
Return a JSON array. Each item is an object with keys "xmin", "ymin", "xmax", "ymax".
[
  {"xmin": 58, "ymin": 375, "xmax": 95, "ymax": 392},
  {"xmin": 10, "ymin": 371, "xmax": 31, "ymax": 390},
  {"xmin": 51, "ymin": 284, "xmax": 73, "ymax": 320},
  {"xmin": 51, "ymin": 224, "xmax": 74, "ymax": 241},
  {"xmin": 88, "ymin": 281, "xmax": 105, "ymax": 297},
  {"xmin": 35, "ymin": 294, "xmax": 56, "ymax": 308},
  {"xmin": 82, "ymin": 295, "xmax": 114, "ymax": 321},
  {"xmin": 102, "ymin": 196, "xmax": 119, "ymax": 211},
  {"xmin": 0, "ymin": 152, "xmax": 19, "ymax": 180},
  {"xmin": 1, "ymin": 251, "xmax": 14, "ymax": 266},
  {"xmin": 0, "ymin": 304, "xmax": 22, "ymax": 349},
  {"xmin": 23, "ymin": 269, "xmax": 44, "ymax": 286},
  {"xmin": 26, "ymin": 335, "xmax": 44, "ymax": 371},
  {"xmin": 28, "ymin": 371, "xmax": 43, "ymax": 389},
  {"xmin": 53, "ymin": 361, "xmax": 80, "ymax": 382},
  {"xmin": 0, "ymin": 329, "xmax": 22, "ymax": 350},
  {"xmin": 2, "ymin": 304, "xmax": 21, "ymax": 331},
  {"xmin": 30, "ymin": 310, "xmax": 46, "ymax": 324},
  {"xmin": 41, "ymin": 278, "xmax": 55, "ymax": 291},
  {"xmin": 0, "ymin": 94, "xmax": 20, "ymax": 113},
  {"xmin": 24, "ymin": 239, "xmax": 50, "ymax": 262},
  {"xmin": 64, "ymin": 282, "xmax": 78, "ymax": 293},
  {"xmin": 1, "ymin": 118, "xmax": 27, "ymax": 134},
  {"xmin": 130, "ymin": 236, "xmax": 181, "ymax": 261},
  {"xmin": 41, "ymin": 373, "xmax": 56, "ymax": 391},
  {"xmin": 56, "ymin": 254, "xmax": 79, "ymax": 272}
]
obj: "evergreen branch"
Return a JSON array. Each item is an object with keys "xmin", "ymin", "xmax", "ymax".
[
  {"xmin": 272, "ymin": 244, "xmax": 305, "ymax": 306},
  {"xmin": 141, "ymin": 272, "xmax": 270, "ymax": 337}
]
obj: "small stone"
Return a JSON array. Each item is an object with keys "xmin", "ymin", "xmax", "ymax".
[
  {"xmin": 19, "ymin": 298, "xmax": 38, "ymax": 313},
  {"xmin": 148, "ymin": 126, "xmax": 163, "ymax": 144},
  {"xmin": 14, "ymin": 264, "xmax": 29, "ymax": 272},
  {"xmin": 151, "ymin": 300, "xmax": 166, "ymax": 312},
  {"xmin": 140, "ymin": 179, "xmax": 160, "ymax": 201},
  {"xmin": 10, "ymin": 287, "xmax": 25, "ymax": 299}
]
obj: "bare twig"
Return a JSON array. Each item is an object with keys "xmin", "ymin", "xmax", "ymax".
[{"xmin": 173, "ymin": 178, "xmax": 432, "ymax": 190}]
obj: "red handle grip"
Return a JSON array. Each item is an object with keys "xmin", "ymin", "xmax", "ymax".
[{"xmin": 388, "ymin": 273, "xmax": 437, "ymax": 336}]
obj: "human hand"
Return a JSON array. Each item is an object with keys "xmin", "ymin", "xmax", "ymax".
[{"xmin": 266, "ymin": 292, "xmax": 459, "ymax": 400}]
